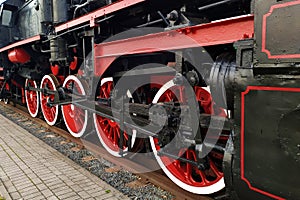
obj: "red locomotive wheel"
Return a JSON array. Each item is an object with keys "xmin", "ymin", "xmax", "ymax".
[
  {"xmin": 40, "ymin": 75, "xmax": 59, "ymax": 126},
  {"xmin": 150, "ymin": 80, "xmax": 226, "ymax": 194},
  {"xmin": 62, "ymin": 75, "xmax": 88, "ymax": 137},
  {"xmin": 25, "ymin": 79, "xmax": 39, "ymax": 118},
  {"xmin": 93, "ymin": 78, "xmax": 137, "ymax": 157}
]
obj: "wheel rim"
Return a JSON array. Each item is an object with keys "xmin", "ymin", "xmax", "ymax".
[
  {"xmin": 25, "ymin": 79, "xmax": 39, "ymax": 118},
  {"xmin": 62, "ymin": 75, "xmax": 88, "ymax": 137},
  {"xmin": 93, "ymin": 78, "xmax": 136, "ymax": 157},
  {"xmin": 149, "ymin": 80, "xmax": 226, "ymax": 194},
  {"xmin": 40, "ymin": 75, "xmax": 59, "ymax": 126}
]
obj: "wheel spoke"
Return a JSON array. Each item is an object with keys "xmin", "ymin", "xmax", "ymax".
[
  {"xmin": 186, "ymin": 152, "xmax": 193, "ymax": 183},
  {"xmin": 113, "ymin": 128, "xmax": 118, "ymax": 145},
  {"xmin": 198, "ymin": 170, "xmax": 208, "ymax": 185},
  {"xmin": 209, "ymin": 160, "xmax": 223, "ymax": 178}
]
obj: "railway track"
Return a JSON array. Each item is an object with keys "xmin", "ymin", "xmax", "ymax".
[{"xmin": 0, "ymin": 101, "xmax": 216, "ymax": 200}]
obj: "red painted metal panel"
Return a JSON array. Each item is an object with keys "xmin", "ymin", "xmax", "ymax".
[
  {"xmin": 55, "ymin": 0, "xmax": 145, "ymax": 32},
  {"xmin": 0, "ymin": 35, "xmax": 41, "ymax": 53},
  {"xmin": 94, "ymin": 15, "xmax": 254, "ymax": 76}
]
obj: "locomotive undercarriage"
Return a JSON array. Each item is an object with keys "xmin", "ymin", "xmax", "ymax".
[
  {"xmin": 21, "ymin": 47, "xmax": 233, "ymax": 194},
  {"xmin": 0, "ymin": 0, "xmax": 248, "ymax": 193},
  {"xmin": 0, "ymin": 9, "xmax": 244, "ymax": 199},
  {"xmin": 1, "ymin": 0, "xmax": 300, "ymax": 198}
]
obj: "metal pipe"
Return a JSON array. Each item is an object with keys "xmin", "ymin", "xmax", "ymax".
[
  {"xmin": 157, "ymin": 150, "xmax": 207, "ymax": 170},
  {"xmin": 157, "ymin": 11, "xmax": 170, "ymax": 26},
  {"xmin": 198, "ymin": 0, "xmax": 237, "ymax": 11},
  {"xmin": 73, "ymin": 0, "xmax": 92, "ymax": 19},
  {"xmin": 137, "ymin": 19, "xmax": 163, "ymax": 28},
  {"xmin": 68, "ymin": 44, "xmax": 78, "ymax": 49}
]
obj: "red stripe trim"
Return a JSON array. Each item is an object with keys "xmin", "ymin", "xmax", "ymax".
[
  {"xmin": 94, "ymin": 15, "xmax": 253, "ymax": 76},
  {"xmin": 262, "ymin": 0, "xmax": 300, "ymax": 59},
  {"xmin": 95, "ymin": 15, "xmax": 254, "ymax": 56},
  {"xmin": 240, "ymin": 86, "xmax": 300, "ymax": 199},
  {"xmin": 55, "ymin": 0, "xmax": 145, "ymax": 32},
  {"xmin": 0, "ymin": 35, "xmax": 41, "ymax": 53}
]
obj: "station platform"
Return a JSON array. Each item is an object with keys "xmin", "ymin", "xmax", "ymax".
[{"xmin": 0, "ymin": 114, "xmax": 129, "ymax": 200}]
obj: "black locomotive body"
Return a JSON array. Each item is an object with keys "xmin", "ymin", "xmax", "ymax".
[{"xmin": 0, "ymin": 0, "xmax": 299, "ymax": 199}]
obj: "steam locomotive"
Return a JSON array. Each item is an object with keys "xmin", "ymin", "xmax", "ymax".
[{"xmin": 0, "ymin": 0, "xmax": 299, "ymax": 199}]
